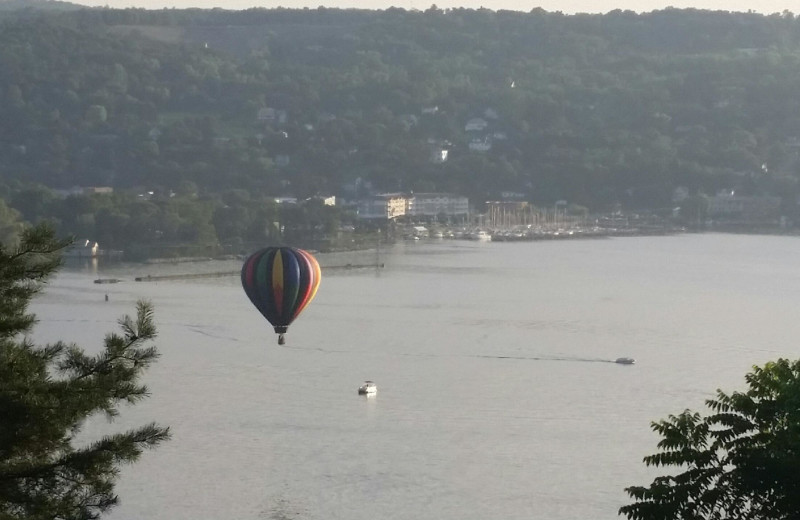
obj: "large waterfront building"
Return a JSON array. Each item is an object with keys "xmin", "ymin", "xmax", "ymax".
[
  {"xmin": 406, "ymin": 193, "xmax": 469, "ymax": 218},
  {"xmin": 357, "ymin": 192, "xmax": 469, "ymax": 220},
  {"xmin": 357, "ymin": 193, "xmax": 408, "ymax": 219}
]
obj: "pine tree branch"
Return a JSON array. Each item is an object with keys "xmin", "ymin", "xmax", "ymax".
[{"xmin": 0, "ymin": 424, "xmax": 170, "ymax": 482}]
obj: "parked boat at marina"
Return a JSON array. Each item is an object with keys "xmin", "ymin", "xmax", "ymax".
[{"xmin": 467, "ymin": 230, "xmax": 492, "ymax": 241}]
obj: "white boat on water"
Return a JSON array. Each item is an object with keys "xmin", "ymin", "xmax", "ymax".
[
  {"xmin": 615, "ymin": 357, "xmax": 635, "ymax": 365},
  {"xmin": 358, "ymin": 381, "xmax": 377, "ymax": 395},
  {"xmin": 468, "ymin": 230, "xmax": 492, "ymax": 241}
]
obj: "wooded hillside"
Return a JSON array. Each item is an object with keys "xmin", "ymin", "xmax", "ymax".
[{"xmin": 2, "ymin": 6, "xmax": 800, "ymax": 252}]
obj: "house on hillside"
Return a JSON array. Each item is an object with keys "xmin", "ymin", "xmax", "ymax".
[
  {"xmin": 465, "ymin": 118, "xmax": 488, "ymax": 132},
  {"xmin": 430, "ymin": 148, "xmax": 449, "ymax": 163},
  {"xmin": 469, "ymin": 138, "xmax": 492, "ymax": 152},
  {"xmin": 257, "ymin": 107, "xmax": 288, "ymax": 124}
]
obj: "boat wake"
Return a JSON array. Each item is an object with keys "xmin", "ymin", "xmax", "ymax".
[
  {"xmin": 186, "ymin": 325, "xmax": 242, "ymax": 342},
  {"xmin": 278, "ymin": 343, "xmax": 355, "ymax": 354},
  {"xmin": 475, "ymin": 354, "xmax": 621, "ymax": 364},
  {"xmin": 268, "ymin": 343, "xmax": 635, "ymax": 365}
]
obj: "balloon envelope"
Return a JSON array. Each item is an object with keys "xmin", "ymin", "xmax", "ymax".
[{"xmin": 241, "ymin": 247, "xmax": 321, "ymax": 340}]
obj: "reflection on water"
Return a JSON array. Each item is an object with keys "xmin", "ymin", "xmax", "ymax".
[
  {"xmin": 32, "ymin": 234, "xmax": 800, "ymax": 520},
  {"xmin": 62, "ymin": 256, "xmax": 100, "ymax": 276}
]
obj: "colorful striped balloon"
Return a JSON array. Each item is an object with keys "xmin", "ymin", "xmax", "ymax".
[{"xmin": 241, "ymin": 247, "xmax": 321, "ymax": 344}]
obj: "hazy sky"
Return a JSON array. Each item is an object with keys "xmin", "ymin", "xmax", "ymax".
[{"xmin": 72, "ymin": 0, "xmax": 793, "ymax": 15}]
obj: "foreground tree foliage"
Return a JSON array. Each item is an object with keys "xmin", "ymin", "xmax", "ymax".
[
  {"xmin": 0, "ymin": 224, "xmax": 170, "ymax": 519},
  {"xmin": 619, "ymin": 358, "xmax": 800, "ymax": 520}
]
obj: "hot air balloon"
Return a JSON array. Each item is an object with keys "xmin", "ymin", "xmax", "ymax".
[{"xmin": 241, "ymin": 247, "xmax": 321, "ymax": 345}]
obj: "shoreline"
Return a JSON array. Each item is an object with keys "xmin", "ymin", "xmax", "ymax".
[{"xmin": 70, "ymin": 225, "xmax": 800, "ymax": 273}]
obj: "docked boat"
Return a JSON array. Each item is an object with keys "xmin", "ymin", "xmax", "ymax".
[
  {"xmin": 468, "ymin": 230, "xmax": 492, "ymax": 241},
  {"xmin": 615, "ymin": 357, "xmax": 635, "ymax": 365},
  {"xmin": 358, "ymin": 381, "xmax": 377, "ymax": 395}
]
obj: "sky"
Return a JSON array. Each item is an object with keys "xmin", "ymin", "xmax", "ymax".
[{"xmin": 71, "ymin": 0, "xmax": 794, "ymax": 15}]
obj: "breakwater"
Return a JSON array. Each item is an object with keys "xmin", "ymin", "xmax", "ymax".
[
  {"xmin": 133, "ymin": 263, "xmax": 383, "ymax": 282},
  {"xmin": 135, "ymin": 272, "xmax": 238, "ymax": 282}
]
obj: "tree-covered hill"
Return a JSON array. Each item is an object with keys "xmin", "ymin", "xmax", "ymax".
[
  {"xmin": 0, "ymin": 0, "xmax": 83, "ymax": 12},
  {"xmin": 2, "ymin": 6, "xmax": 800, "ymax": 250}
]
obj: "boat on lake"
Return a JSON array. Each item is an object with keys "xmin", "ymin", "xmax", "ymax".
[
  {"xmin": 615, "ymin": 357, "xmax": 635, "ymax": 365},
  {"xmin": 358, "ymin": 381, "xmax": 377, "ymax": 395}
]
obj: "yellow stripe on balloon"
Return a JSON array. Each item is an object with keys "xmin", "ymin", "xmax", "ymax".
[
  {"xmin": 307, "ymin": 254, "xmax": 321, "ymax": 302},
  {"xmin": 292, "ymin": 249, "xmax": 321, "ymax": 318},
  {"xmin": 272, "ymin": 251, "xmax": 285, "ymax": 288},
  {"xmin": 272, "ymin": 251, "xmax": 284, "ymax": 313}
]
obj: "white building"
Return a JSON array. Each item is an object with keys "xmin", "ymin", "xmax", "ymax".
[
  {"xmin": 468, "ymin": 138, "xmax": 492, "ymax": 152},
  {"xmin": 357, "ymin": 193, "xmax": 408, "ymax": 219},
  {"xmin": 465, "ymin": 118, "xmax": 488, "ymax": 132},
  {"xmin": 407, "ymin": 193, "xmax": 469, "ymax": 217},
  {"xmin": 430, "ymin": 149, "xmax": 449, "ymax": 163},
  {"xmin": 357, "ymin": 193, "xmax": 469, "ymax": 220}
]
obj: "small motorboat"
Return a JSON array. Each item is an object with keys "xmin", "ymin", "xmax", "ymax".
[
  {"xmin": 615, "ymin": 357, "xmax": 635, "ymax": 365},
  {"xmin": 358, "ymin": 380, "xmax": 377, "ymax": 395}
]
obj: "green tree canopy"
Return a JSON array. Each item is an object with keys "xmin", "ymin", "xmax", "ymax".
[
  {"xmin": 0, "ymin": 199, "xmax": 23, "ymax": 249},
  {"xmin": 620, "ymin": 358, "xmax": 800, "ymax": 520},
  {"xmin": 0, "ymin": 224, "xmax": 170, "ymax": 519}
]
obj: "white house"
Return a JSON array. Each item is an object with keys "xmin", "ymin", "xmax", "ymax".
[
  {"xmin": 469, "ymin": 138, "xmax": 492, "ymax": 152},
  {"xmin": 430, "ymin": 149, "xmax": 449, "ymax": 163},
  {"xmin": 465, "ymin": 118, "xmax": 488, "ymax": 132}
]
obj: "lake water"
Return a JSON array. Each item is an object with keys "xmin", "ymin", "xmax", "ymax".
[{"xmin": 29, "ymin": 233, "xmax": 800, "ymax": 520}]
